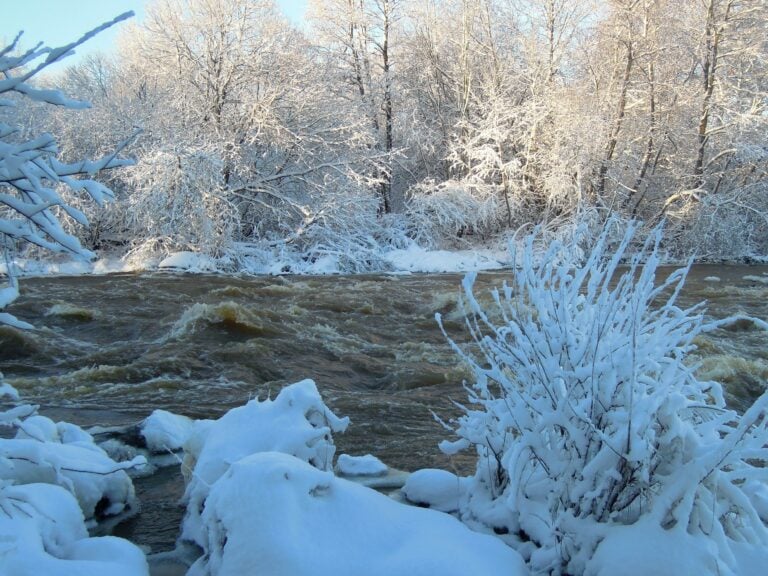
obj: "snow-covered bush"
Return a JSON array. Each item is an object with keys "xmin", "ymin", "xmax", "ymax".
[
  {"xmin": 124, "ymin": 147, "xmax": 240, "ymax": 261},
  {"xmin": 0, "ymin": 15, "xmax": 134, "ymax": 328},
  {"xmin": 181, "ymin": 379, "xmax": 349, "ymax": 546},
  {"xmin": 187, "ymin": 451, "xmax": 527, "ymax": 576},
  {"xmin": 406, "ymin": 180, "xmax": 503, "ymax": 248},
  {"xmin": 438, "ymin": 221, "xmax": 768, "ymax": 575}
]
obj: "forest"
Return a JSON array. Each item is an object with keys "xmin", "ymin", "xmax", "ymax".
[
  {"xmin": 4, "ymin": 0, "xmax": 768, "ymax": 277},
  {"xmin": 2, "ymin": 2, "xmax": 768, "ymax": 575}
]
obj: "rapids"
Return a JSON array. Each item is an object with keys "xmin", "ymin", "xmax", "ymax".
[{"xmin": 1, "ymin": 265, "xmax": 767, "ymax": 552}]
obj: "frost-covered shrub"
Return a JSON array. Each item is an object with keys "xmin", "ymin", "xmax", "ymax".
[
  {"xmin": 406, "ymin": 180, "xmax": 503, "ymax": 248},
  {"xmin": 124, "ymin": 148, "xmax": 240, "ymax": 260},
  {"xmin": 439, "ymin": 222, "xmax": 768, "ymax": 575}
]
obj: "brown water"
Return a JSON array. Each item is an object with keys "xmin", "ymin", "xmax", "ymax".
[{"xmin": 1, "ymin": 265, "xmax": 767, "ymax": 552}]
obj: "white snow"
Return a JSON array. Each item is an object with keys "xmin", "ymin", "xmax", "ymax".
[
  {"xmin": 383, "ymin": 244, "xmax": 507, "ymax": 273},
  {"xmin": 584, "ymin": 519, "xmax": 722, "ymax": 576},
  {"xmin": 402, "ymin": 468, "xmax": 465, "ymax": 513},
  {"xmin": 140, "ymin": 409, "xmax": 194, "ymax": 454},
  {"xmin": 158, "ymin": 252, "xmax": 217, "ymax": 272},
  {"xmin": 0, "ymin": 482, "xmax": 148, "ymax": 576},
  {"xmin": 188, "ymin": 451, "xmax": 527, "ymax": 576},
  {"xmin": 0, "ymin": 389, "xmax": 146, "ymax": 523},
  {"xmin": 336, "ymin": 453, "xmax": 388, "ymax": 477},
  {"xmin": 180, "ymin": 379, "xmax": 349, "ymax": 546}
]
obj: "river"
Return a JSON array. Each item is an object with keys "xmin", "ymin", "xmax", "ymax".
[{"xmin": 1, "ymin": 265, "xmax": 767, "ymax": 552}]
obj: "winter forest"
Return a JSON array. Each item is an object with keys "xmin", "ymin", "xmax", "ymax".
[
  {"xmin": 3, "ymin": 1, "xmax": 768, "ymax": 576},
  {"xmin": 4, "ymin": 0, "xmax": 768, "ymax": 275}
]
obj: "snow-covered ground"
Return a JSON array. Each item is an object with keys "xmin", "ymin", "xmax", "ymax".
[{"xmin": 2, "ymin": 242, "xmax": 510, "ymax": 279}]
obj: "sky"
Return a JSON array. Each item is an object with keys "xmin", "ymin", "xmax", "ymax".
[{"xmin": 1, "ymin": 0, "xmax": 308, "ymax": 67}]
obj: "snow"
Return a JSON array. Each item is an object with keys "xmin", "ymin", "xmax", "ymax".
[
  {"xmin": 158, "ymin": 252, "xmax": 217, "ymax": 272},
  {"xmin": 188, "ymin": 451, "xmax": 527, "ymax": 576},
  {"xmin": 336, "ymin": 453, "xmax": 388, "ymax": 477},
  {"xmin": 0, "ymin": 482, "xmax": 148, "ymax": 576},
  {"xmin": 3, "ymin": 240, "xmax": 514, "ymax": 279},
  {"xmin": 402, "ymin": 468, "xmax": 466, "ymax": 513},
  {"xmin": 1, "ymin": 413, "xmax": 145, "ymax": 521},
  {"xmin": 584, "ymin": 519, "xmax": 721, "ymax": 576},
  {"xmin": 140, "ymin": 409, "xmax": 194, "ymax": 454},
  {"xmin": 180, "ymin": 379, "xmax": 349, "ymax": 546},
  {"xmin": 383, "ymin": 244, "xmax": 507, "ymax": 273}
]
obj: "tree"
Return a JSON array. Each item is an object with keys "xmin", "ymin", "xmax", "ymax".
[
  {"xmin": 308, "ymin": 0, "xmax": 403, "ymax": 213},
  {"xmin": 0, "ymin": 13, "xmax": 135, "ymax": 328}
]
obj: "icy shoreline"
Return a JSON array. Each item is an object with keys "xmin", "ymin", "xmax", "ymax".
[{"xmin": 6, "ymin": 242, "xmax": 768, "ymax": 282}]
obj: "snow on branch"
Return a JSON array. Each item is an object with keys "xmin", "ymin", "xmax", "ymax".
[{"xmin": 0, "ymin": 13, "xmax": 135, "ymax": 327}]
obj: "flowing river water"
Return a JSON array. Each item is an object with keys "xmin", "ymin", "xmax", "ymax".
[{"xmin": 1, "ymin": 265, "xmax": 767, "ymax": 553}]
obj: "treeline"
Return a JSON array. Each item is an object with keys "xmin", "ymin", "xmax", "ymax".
[{"xmin": 28, "ymin": 0, "xmax": 768, "ymax": 267}]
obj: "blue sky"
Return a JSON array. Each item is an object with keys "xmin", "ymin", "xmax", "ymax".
[{"xmin": 1, "ymin": 0, "xmax": 307, "ymax": 66}]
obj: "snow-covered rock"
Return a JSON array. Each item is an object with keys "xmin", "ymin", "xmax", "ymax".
[
  {"xmin": 336, "ymin": 453, "xmax": 387, "ymax": 477},
  {"xmin": 1, "ymin": 415, "xmax": 145, "ymax": 521},
  {"xmin": 140, "ymin": 409, "xmax": 194, "ymax": 454},
  {"xmin": 383, "ymin": 245, "xmax": 506, "ymax": 273},
  {"xmin": 0, "ymin": 482, "xmax": 148, "ymax": 576},
  {"xmin": 181, "ymin": 379, "xmax": 349, "ymax": 545},
  {"xmin": 188, "ymin": 452, "xmax": 527, "ymax": 576},
  {"xmin": 403, "ymin": 468, "xmax": 465, "ymax": 513},
  {"xmin": 158, "ymin": 252, "xmax": 217, "ymax": 272}
]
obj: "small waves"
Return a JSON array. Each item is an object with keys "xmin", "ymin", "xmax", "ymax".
[
  {"xmin": 168, "ymin": 301, "xmax": 284, "ymax": 339},
  {"xmin": 45, "ymin": 302, "xmax": 100, "ymax": 321}
]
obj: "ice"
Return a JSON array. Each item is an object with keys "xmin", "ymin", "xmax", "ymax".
[{"xmin": 188, "ymin": 452, "xmax": 527, "ymax": 576}]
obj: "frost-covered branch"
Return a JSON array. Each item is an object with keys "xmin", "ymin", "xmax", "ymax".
[{"xmin": 0, "ymin": 14, "xmax": 134, "ymax": 327}]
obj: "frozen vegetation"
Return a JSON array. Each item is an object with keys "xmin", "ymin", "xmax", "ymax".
[
  {"xmin": 2, "ymin": 4, "xmax": 768, "ymax": 576},
  {"xmin": 437, "ymin": 222, "xmax": 768, "ymax": 575}
]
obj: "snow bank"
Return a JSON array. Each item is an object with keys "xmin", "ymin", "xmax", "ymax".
[
  {"xmin": 383, "ymin": 244, "xmax": 507, "ymax": 273},
  {"xmin": 189, "ymin": 452, "xmax": 527, "ymax": 576},
  {"xmin": 585, "ymin": 519, "xmax": 722, "ymax": 576},
  {"xmin": 181, "ymin": 379, "xmax": 349, "ymax": 545},
  {"xmin": 0, "ymin": 482, "xmax": 148, "ymax": 576}
]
